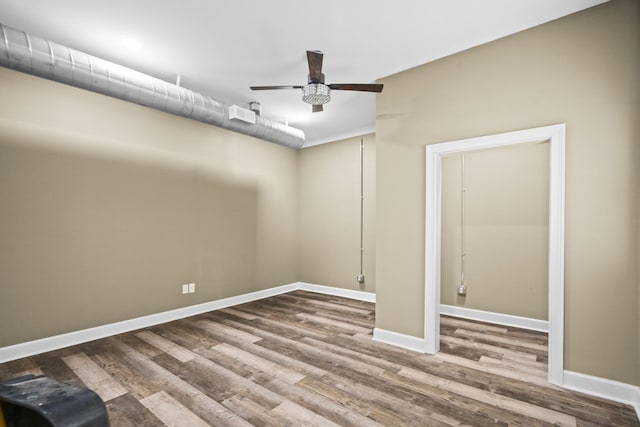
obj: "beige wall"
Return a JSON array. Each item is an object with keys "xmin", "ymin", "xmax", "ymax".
[
  {"xmin": 1, "ymin": 0, "xmax": 638, "ymax": 389},
  {"xmin": 376, "ymin": 0, "xmax": 640, "ymax": 385},
  {"xmin": 441, "ymin": 143, "xmax": 549, "ymax": 320},
  {"xmin": 297, "ymin": 135, "xmax": 376, "ymax": 292},
  {"xmin": 0, "ymin": 68, "xmax": 298, "ymax": 347}
]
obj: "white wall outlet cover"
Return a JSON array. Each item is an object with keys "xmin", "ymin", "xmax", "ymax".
[
  {"xmin": 188, "ymin": 283, "xmax": 196, "ymax": 293},
  {"xmin": 182, "ymin": 284, "xmax": 189, "ymax": 294}
]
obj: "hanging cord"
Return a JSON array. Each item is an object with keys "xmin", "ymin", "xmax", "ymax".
[
  {"xmin": 460, "ymin": 153, "xmax": 466, "ymax": 287},
  {"xmin": 358, "ymin": 138, "xmax": 365, "ymax": 282}
]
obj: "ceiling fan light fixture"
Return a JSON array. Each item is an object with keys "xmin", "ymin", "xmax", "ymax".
[{"xmin": 302, "ymin": 83, "xmax": 331, "ymax": 105}]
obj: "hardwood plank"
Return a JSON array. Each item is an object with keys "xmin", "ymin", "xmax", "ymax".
[
  {"xmin": 294, "ymin": 312, "xmax": 373, "ymax": 335},
  {"xmin": 135, "ymin": 331, "xmax": 195, "ymax": 363},
  {"xmin": 221, "ymin": 394, "xmax": 286, "ymax": 427},
  {"xmin": 202, "ymin": 330, "xmax": 328, "ymax": 378},
  {"xmin": 378, "ymin": 369, "xmax": 552, "ymax": 426},
  {"xmin": 296, "ymin": 375, "xmax": 410, "ymax": 426},
  {"xmin": 341, "ymin": 333, "xmax": 512, "ymax": 390},
  {"xmin": 1, "ymin": 291, "xmax": 637, "ymax": 427},
  {"xmin": 114, "ymin": 332, "xmax": 164, "ymax": 358},
  {"xmin": 290, "ymin": 290, "xmax": 374, "ymax": 311},
  {"xmin": 62, "ymin": 353, "xmax": 128, "ymax": 402},
  {"xmin": 398, "ymin": 366, "xmax": 577, "ymax": 426},
  {"xmin": 154, "ymin": 351, "xmax": 257, "ymax": 403},
  {"xmin": 434, "ymin": 352, "xmax": 551, "ymax": 387},
  {"xmin": 219, "ymin": 307, "xmax": 259, "ymax": 320},
  {"xmin": 454, "ymin": 327, "xmax": 549, "ymax": 352},
  {"xmin": 500, "ymin": 354, "xmax": 548, "ymax": 371},
  {"xmin": 32, "ymin": 353, "xmax": 81, "ymax": 382},
  {"xmin": 211, "ymin": 343, "xmax": 305, "ymax": 385},
  {"xmin": 280, "ymin": 293, "xmax": 374, "ymax": 316},
  {"xmin": 441, "ymin": 315, "xmax": 509, "ymax": 334},
  {"xmin": 305, "ymin": 334, "xmax": 551, "ymax": 425},
  {"xmin": 223, "ymin": 322, "xmax": 387, "ymax": 378},
  {"xmin": 105, "ymin": 392, "xmax": 163, "ymax": 427},
  {"xmin": 195, "ymin": 319, "xmax": 263, "ymax": 344},
  {"xmin": 108, "ymin": 337, "xmax": 252, "ymax": 426},
  {"xmin": 266, "ymin": 377, "xmax": 386, "ymax": 427},
  {"xmin": 156, "ymin": 348, "xmax": 351, "ymax": 427},
  {"xmin": 92, "ymin": 351, "xmax": 160, "ymax": 400},
  {"xmin": 155, "ymin": 321, "xmax": 222, "ymax": 351},
  {"xmin": 440, "ymin": 339, "xmax": 504, "ymax": 361},
  {"xmin": 0, "ymin": 357, "xmax": 40, "ymax": 379},
  {"xmin": 251, "ymin": 297, "xmax": 327, "ymax": 317},
  {"xmin": 220, "ymin": 301, "xmax": 286, "ymax": 320},
  {"xmin": 216, "ymin": 314, "xmax": 330, "ymax": 343},
  {"xmin": 240, "ymin": 314, "xmax": 335, "ymax": 341},
  {"xmin": 319, "ymin": 310, "xmax": 376, "ymax": 329},
  {"xmin": 441, "ymin": 334, "xmax": 539, "ymax": 361},
  {"xmin": 302, "ymin": 335, "xmax": 400, "ymax": 372},
  {"xmin": 155, "ymin": 347, "xmax": 284, "ymax": 411},
  {"xmin": 270, "ymin": 400, "xmax": 341, "ymax": 427},
  {"xmin": 478, "ymin": 354, "xmax": 548, "ymax": 378},
  {"xmin": 317, "ymin": 369, "xmax": 507, "ymax": 426},
  {"xmin": 140, "ymin": 391, "xmax": 211, "ymax": 427}
]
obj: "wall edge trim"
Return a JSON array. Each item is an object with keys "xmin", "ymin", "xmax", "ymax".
[
  {"xmin": 0, "ymin": 282, "xmax": 375, "ymax": 364},
  {"xmin": 563, "ymin": 370, "xmax": 640, "ymax": 421},
  {"xmin": 372, "ymin": 328, "xmax": 427, "ymax": 353},
  {"xmin": 440, "ymin": 304, "xmax": 549, "ymax": 332},
  {"xmin": 425, "ymin": 123, "xmax": 566, "ymax": 385}
]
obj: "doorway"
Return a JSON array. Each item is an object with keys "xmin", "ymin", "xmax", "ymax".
[{"xmin": 425, "ymin": 124, "xmax": 565, "ymax": 385}]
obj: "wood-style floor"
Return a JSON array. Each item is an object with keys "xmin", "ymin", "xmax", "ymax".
[{"xmin": 0, "ymin": 291, "xmax": 638, "ymax": 426}]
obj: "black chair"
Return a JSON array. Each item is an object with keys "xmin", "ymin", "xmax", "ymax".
[{"xmin": 0, "ymin": 375, "xmax": 109, "ymax": 427}]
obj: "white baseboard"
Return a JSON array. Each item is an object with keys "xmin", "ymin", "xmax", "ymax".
[
  {"xmin": 440, "ymin": 304, "xmax": 549, "ymax": 332},
  {"xmin": 563, "ymin": 370, "xmax": 640, "ymax": 421},
  {"xmin": 0, "ymin": 282, "xmax": 375, "ymax": 364},
  {"xmin": 298, "ymin": 282, "xmax": 376, "ymax": 303},
  {"xmin": 0, "ymin": 283, "xmax": 298, "ymax": 363},
  {"xmin": 372, "ymin": 328, "xmax": 426, "ymax": 353}
]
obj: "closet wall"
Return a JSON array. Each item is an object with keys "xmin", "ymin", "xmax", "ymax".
[{"xmin": 441, "ymin": 143, "xmax": 549, "ymax": 320}]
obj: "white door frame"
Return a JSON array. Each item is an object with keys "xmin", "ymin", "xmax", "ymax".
[{"xmin": 425, "ymin": 124, "xmax": 566, "ymax": 385}]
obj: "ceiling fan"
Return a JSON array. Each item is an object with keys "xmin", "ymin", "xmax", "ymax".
[{"xmin": 250, "ymin": 50, "xmax": 383, "ymax": 112}]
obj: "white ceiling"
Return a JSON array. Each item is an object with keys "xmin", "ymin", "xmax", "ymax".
[{"xmin": 1, "ymin": 0, "xmax": 608, "ymax": 147}]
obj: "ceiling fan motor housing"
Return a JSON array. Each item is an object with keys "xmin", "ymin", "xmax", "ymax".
[{"xmin": 302, "ymin": 83, "xmax": 331, "ymax": 105}]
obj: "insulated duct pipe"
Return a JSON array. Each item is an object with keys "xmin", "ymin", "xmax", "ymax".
[{"xmin": 0, "ymin": 23, "xmax": 305, "ymax": 149}]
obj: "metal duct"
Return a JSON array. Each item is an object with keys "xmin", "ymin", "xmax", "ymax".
[{"xmin": 0, "ymin": 23, "xmax": 305, "ymax": 149}]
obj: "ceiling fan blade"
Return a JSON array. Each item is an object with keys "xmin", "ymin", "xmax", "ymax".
[
  {"xmin": 306, "ymin": 50, "xmax": 324, "ymax": 82},
  {"xmin": 250, "ymin": 85, "xmax": 303, "ymax": 90},
  {"xmin": 312, "ymin": 104, "xmax": 323, "ymax": 113},
  {"xmin": 328, "ymin": 83, "xmax": 384, "ymax": 92}
]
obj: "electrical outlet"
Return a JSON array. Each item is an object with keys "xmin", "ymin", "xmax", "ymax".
[
  {"xmin": 188, "ymin": 283, "xmax": 196, "ymax": 293},
  {"xmin": 182, "ymin": 284, "xmax": 189, "ymax": 294}
]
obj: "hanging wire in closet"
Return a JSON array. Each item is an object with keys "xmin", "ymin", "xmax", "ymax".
[
  {"xmin": 357, "ymin": 138, "xmax": 365, "ymax": 285},
  {"xmin": 458, "ymin": 153, "xmax": 468, "ymax": 296}
]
